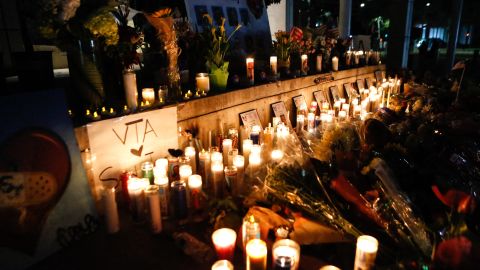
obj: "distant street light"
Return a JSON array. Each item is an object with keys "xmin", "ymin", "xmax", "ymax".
[
  {"xmin": 426, "ymin": 2, "xmax": 431, "ymax": 7},
  {"xmin": 360, "ymin": 3, "xmax": 365, "ymax": 8}
]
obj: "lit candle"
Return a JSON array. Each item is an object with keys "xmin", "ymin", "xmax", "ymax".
[
  {"xmin": 332, "ymin": 56, "xmax": 339, "ymax": 71},
  {"xmin": 301, "ymin": 54, "xmax": 308, "ymax": 75},
  {"xmin": 338, "ymin": 110, "xmax": 347, "ymax": 122},
  {"xmin": 179, "ymin": 164, "xmax": 192, "ymax": 182},
  {"xmin": 354, "ymin": 235, "xmax": 379, "ymax": 270},
  {"xmin": 307, "ymin": 112, "xmax": 315, "ymax": 132},
  {"xmin": 342, "ymin": 103, "xmax": 350, "ymax": 117},
  {"xmin": 211, "ymin": 260, "xmax": 234, "ymax": 270},
  {"xmin": 271, "ymin": 149, "xmax": 284, "ymax": 164},
  {"xmin": 227, "ymin": 149, "xmax": 239, "ymax": 167},
  {"xmin": 272, "ymin": 239, "xmax": 301, "ymax": 270},
  {"xmin": 127, "ymin": 177, "xmax": 149, "ymax": 222},
  {"xmin": 224, "ymin": 166, "xmax": 237, "ymax": 195},
  {"xmin": 322, "ymin": 102, "xmax": 330, "ymax": 112},
  {"xmin": 145, "ymin": 185, "xmax": 162, "ymax": 233},
  {"xmin": 270, "ymin": 56, "xmax": 278, "ymax": 77},
  {"xmin": 158, "ymin": 88, "xmax": 166, "ymax": 104},
  {"xmin": 155, "ymin": 158, "xmax": 168, "ymax": 175},
  {"xmin": 168, "ymin": 156, "xmax": 179, "ymax": 181},
  {"xmin": 246, "ymin": 239, "xmax": 267, "ymax": 270},
  {"xmin": 233, "ymin": 155, "xmax": 245, "ymax": 196},
  {"xmin": 243, "ymin": 139, "xmax": 253, "ymax": 167},
  {"xmin": 319, "ymin": 266, "xmax": 341, "ymax": 270},
  {"xmin": 123, "ymin": 69, "xmax": 138, "ymax": 111},
  {"xmin": 196, "ymin": 73, "xmax": 210, "ymax": 93},
  {"xmin": 141, "ymin": 161, "xmax": 155, "ymax": 185},
  {"xmin": 212, "ymin": 228, "xmax": 237, "ymax": 261},
  {"xmin": 188, "ymin": 174, "xmax": 202, "ymax": 209},
  {"xmin": 154, "ymin": 174, "xmax": 169, "ymax": 219},
  {"xmin": 222, "ymin": 139, "xmax": 233, "ymax": 166},
  {"xmin": 142, "ymin": 88, "xmax": 155, "ymax": 103},
  {"xmin": 171, "ymin": 180, "xmax": 188, "ymax": 222},
  {"xmin": 250, "ymin": 125, "xmax": 261, "ymax": 145},
  {"xmin": 242, "ymin": 215, "xmax": 261, "ymax": 251},
  {"xmin": 198, "ymin": 149, "xmax": 211, "ymax": 189},
  {"xmin": 316, "ymin": 54, "xmax": 322, "ymax": 72},
  {"xmin": 211, "ymin": 162, "xmax": 225, "ymax": 198},
  {"xmin": 102, "ymin": 184, "xmax": 120, "ymax": 234},
  {"xmin": 246, "ymin": 57, "xmax": 255, "ymax": 85},
  {"xmin": 249, "ymin": 153, "xmax": 261, "ymax": 176},
  {"xmin": 211, "ymin": 151, "xmax": 224, "ymax": 164},
  {"xmin": 185, "ymin": 146, "xmax": 197, "ymax": 173},
  {"xmin": 296, "ymin": 115, "xmax": 305, "ymax": 133}
]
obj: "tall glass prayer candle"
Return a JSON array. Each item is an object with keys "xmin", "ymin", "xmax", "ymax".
[
  {"xmin": 212, "ymin": 228, "xmax": 237, "ymax": 261},
  {"xmin": 211, "ymin": 151, "xmax": 223, "ymax": 164},
  {"xmin": 171, "ymin": 180, "xmax": 188, "ymax": 222},
  {"xmin": 316, "ymin": 54, "xmax": 322, "ymax": 72},
  {"xmin": 242, "ymin": 215, "xmax": 261, "ymax": 251},
  {"xmin": 185, "ymin": 146, "xmax": 197, "ymax": 174},
  {"xmin": 222, "ymin": 139, "xmax": 233, "ymax": 166},
  {"xmin": 342, "ymin": 103, "xmax": 350, "ymax": 117},
  {"xmin": 307, "ymin": 113, "xmax": 315, "ymax": 132},
  {"xmin": 188, "ymin": 174, "xmax": 202, "ymax": 209},
  {"xmin": 233, "ymin": 155, "xmax": 245, "ymax": 196},
  {"xmin": 196, "ymin": 73, "xmax": 210, "ymax": 93},
  {"xmin": 272, "ymin": 239, "xmax": 301, "ymax": 270},
  {"xmin": 154, "ymin": 174, "xmax": 169, "ymax": 219},
  {"xmin": 339, "ymin": 98, "xmax": 346, "ymax": 105},
  {"xmin": 142, "ymin": 88, "xmax": 155, "ymax": 103},
  {"xmin": 301, "ymin": 54, "xmax": 308, "ymax": 75},
  {"xmin": 271, "ymin": 149, "xmax": 284, "ymax": 164},
  {"xmin": 249, "ymin": 153, "xmax": 261, "ymax": 176},
  {"xmin": 142, "ymin": 161, "xmax": 155, "ymax": 184},
  {"xmin": 296, "ymin": 115, "xmax": 305, "ymax": 133},
  {"xmin": 228, "ymin": 128, "xmax": 239, "ymax": 149},
  {"xmin": 333, "ymin": 101, "xmax": 341, "ymax": 117},
  {"xmin": 250, "ymin": 125, "xmax": 261, "ymax": 145},
  {"xmin": 102, "ymin": 184, "xmax": 119, "ymax": 234},
  {"xmin": 246, "ymin": 239, "xmax": 267, "ymax": 270},
  {"xmin": 246, "ymin": 57, "xmax": 255, "ymax": 85},
  {"xmin": 179, "ymin": 164, "xmax": 193, "ymax": 182},
  {"xmin": 243, "ymin": 139, "xmax": 253, "ymax": 167},
  {"xmin": 263, "ymin": 125, "xmax": 274, "ymax": 153},
  {"xmin": 309, "ymin": 101, "xmax": 318, "ymax": 113},
  {"xmin": 354, "ymin": 235, "xmax": 378, "ymax": 270},
  {"xmin": 168, "ymin": 156, "xmax": 179, "ymax": 181},
  {"xmin": 211, "ymin": 260, "xmax": 234, "ymax": 270},
  {"xmin": 332, "ymin": 56, "xmax": 339, "ymax": 71},
  {"xmin": 211, "ymin": 162, "xmax": 225, "ymax": 198},
  {"xmin": 228, "ymin": 149, "xmax": 239, "ymax": 167},
  {"xmin": 155, "ymin": 158, "xmax": 168, "ymax": 175},
  {"xmin": 199, "ymin": 149, "xmax": 211, "ymax": 188},
  {"xmin": 123, "ymin": 69, "xmax": 138, "ymax": 111},
  {"xmin": 224, "ymin": 166, "xmax": 237, "ymax": 195},
  {"xmin": 127, "ymin": 177, "xmax": 148, "ymax": 222},
  {"xmin": 145, "ymin": 185, "xmax": 162, "ymax": 233},
  {"xmin": 270, "ymin": 56, "xmax": 278, "ymax": 77},
  {"xmin": 251, "ymin": 144, "xmax": 262, "ymax": 156},
  {"xmin": 119, "ymin": 171, "xmax": 132, "ymax": 204}
]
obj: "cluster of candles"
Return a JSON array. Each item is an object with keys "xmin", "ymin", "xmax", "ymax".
[
  {"xmin": 345, "ymin": 50, "xmax": 381, "ymax": 67},
  {"xmin": 210, "ymin": 214, "xmax": 379, "ymax": 270}
]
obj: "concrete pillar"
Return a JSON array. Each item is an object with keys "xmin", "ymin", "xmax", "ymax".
[
  {"xmin": 339, "ymin": 0, "xmax": 352, "ymax": 38},
  {"xmin": 446, "ymin": 0, "xmax": 464, "ymax": 70},
  {"xmin": 387, "ymin": 0, "xmax": 414, "ymax": 70}
]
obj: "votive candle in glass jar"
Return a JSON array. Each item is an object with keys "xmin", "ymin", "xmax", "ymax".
[
  {"xmin": 142, "ymin": 87, "xmax": 155, "ymax": 103},
  {"xmin": 142, "ymin": 161, "xmax": 155, "ymax": 184},
  {"xmin": 242, "ymin": 215, "xmax": 261, "ymax": 251},
  {"xmin": 168, "ymin": 156, "xmax": 179, "ymax": 181},
  {"xmin": 246, "ymin": 57, "xmax": 255, "ymax": 85},
  {"xmin": 211, "ymin": 260, "xmax": 234, "ymax": 270},
  {"xmin": 222, "ymin": 139, "xmax": 233, "ymax": 166},
  {"xmin": 233, "ymin": 155, "xmax": 245, "ymax": 196},
  {"xmin": 196, "ymin": 73, "xmax": 210, "ymax": 93},
  {"xmin": 145, "ymin": 185, "xmax": 162, "ymax": 233},
  {"xmin": 198, "ymin": 149, "xmax": 211, "ymax": 189},
  {"xmin": 102, "ymin": 183, "xmax": 120, "ymax": 234},
  {"xmin": 211, "ymin": 162, "xmax": 225, "ymax": 198},
  {"xmin": 228, "ymin": 128, "xmax": 239, "ymax": 149},
  {"xmin": 212, "ymin": 228, "xmax": 237, "ymax": 261},
  {"xmin": 271, "ymin": 149, "xmax": 284, "ymax": 164},
  {"xmin": 228, "ymin": 149, "xmax": 239, "ymax": 167},
  {"xmin": 272, "ymin": 239, "xmax": 301, "ymax": 270},
  {"xmin": 250, "ymin": 125, "xmax": 261, "ymax": 145},
  {"xmin": 354, "ymin": 235, "xmax": 378, "ymax": 270},
  {"xmin": 185, "ymin": 146, "xmax": 197, "ymax": 173},
  {"xmin": 246, "ymin": 239, "xmax": 267, "ymax": 270},
  {"xmin": 270, "ymin": 56, "xmax": 278, "ymax": 77},
  {"xmin": 332, "ymin": 56, "xmax": 339, "ymax": 71},
  {"xmin": 154, "ymin": 174, "xmax": 169, "ymax": 219},
  {"xmin": 243, "ymin": 139, "xmax": 253, "ymax": 167},
  {"xmin": 171, "ymin": 180, "xmax": 188, "ymax": 222},
  {"xmin": 301, "ymin": 54, "xmax": 308, "ymax": 75}
]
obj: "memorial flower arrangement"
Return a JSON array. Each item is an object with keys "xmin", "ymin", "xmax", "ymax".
[{"xmin": 273, "ymin": 30, "xmax": 294, "ymax": 65}]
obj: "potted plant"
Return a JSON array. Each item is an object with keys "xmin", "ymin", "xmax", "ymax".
[{"xmin": 201, "ymin": 15, "xmax": 241, "ymax": 91}]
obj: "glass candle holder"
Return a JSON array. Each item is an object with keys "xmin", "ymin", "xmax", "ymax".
[
  {"xmin": 246, "ymin": 239, "xmax": 267, "ymax": 270},
  {"xmin": 211, "ymin": 260, "xmax": 234, "ymax": 270},
  {"xmin": 233, "ymin": 155, "xmax": 245, "ymax": 196},
  {"xmin": 211, "ymin": 162, "xmax": 225, "ymax": 198},
  {"xmin": 198, "ymin": 149, "xmax": 211, "ymax": 189},
  {"xmin": 224, "ymin": 166, "xmax": 237, "ymax": 195},
  {"xmin": 228, "ymin": 128, "xmax": 239, "ymax": 149},
  {"xmin": 272, "ymin": 239, "xmax": 301, "ymax": 270},
  {"xmin": 271, "ymin": 149, "xmax": 284, "ymax": 164},
  {"xmin": 102, "ymin": 184, "xmax": 119, "ymax": 234},
  {"xmin": 171, "ymin": 180, "xmax": 188, "ymax": 221},
  {"xmin": 185, "ymin": 146, "xmax": 197, "ymax": 174},
  {"xmin": 168, "ymin": 156, "xmax": 179, "ymax": 181},
  {"xmin": 154, "ymin": 174, "xmax": 169, "ymax": 219},
  {"xmin": 270, "ymin": 56, "xmax": 278, "ymax": 77},
  {"xmin": 145, "ymin": 185, "xmax": 162, "ymax": 233},
  {"xmin": 158, "ymin": 86, "xmax": 167, "ymax": 104},
  {"xmin": 188, "ymin": 174, "xmax": 202, "ymax": 209},
  {"xmin": 242, "ymin": 215, "xmax": 261, "ymax": 251},
  {"xmin": 141, "ymin": 161, "xmax": 155, "ymax": 185},
  {"xmin": 212, "ymin": 228, "xmax": 237, "ymax": 261},
  {"xmin": 246, "ymin": 57, "xmax": 255, "ymax": 85},
  {"xmin": 142, "ymin": 88, "xmax": 155, "ymax": 103},
  {"xmin": 250, "ymin": 125, "xmax": 261, "ymax": 145},
  {"xmin": 354, "ymin": 235, "xmax": 379, "ymax": 270},
  {"xmin": 196, "ymin": 73, "xmax": 210, "ymax": 93},
  {"xmin": 222, "ymin": 139, "xmax": 233, "ymax": 166},
  {"xmin": 227, "ymin": 149, "xmax": 239, "ymax": 167}
]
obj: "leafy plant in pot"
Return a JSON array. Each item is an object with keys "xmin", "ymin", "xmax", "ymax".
[{"xmin": 201, "ymin": 15, "xmax": 241, "ymax": 92}]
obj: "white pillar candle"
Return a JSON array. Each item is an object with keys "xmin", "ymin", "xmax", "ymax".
[
  {"xmin": 270, "ymin": 56, "xmax": 278, "ymax": 77},
  {"xmin": 316, "ymin": 54, "xmax": 322, "ymax": 72},
  {"xmin": 222, "ymin": 139, "xmax": 233, "ymax": 166},
  {"xmin": 246, "ymin": 57, "xmax": 255, "ymax": 85},
  {"xmin": 354, "ymin": 235, "xmax": 379, "ymax": 270},
  {"xmin": 145, "ymin": 185, "xmax": 162, "ymax": 233},
  {"xmin": 142, "ymin": 88, "xmax": 155, "ymax": 103},
  {"xmin": 185, "ymin": 146, "xmax": 197, "ymax": 174},
  {"xmin": 233, "ymin": 155, "xmax": 245, "ymax": 195},
  {"xmin": 211, "ymin": 162, "xmax": 225, "ymax": 198},
  {"xmin": 301, "ymin": 54, "xmax": 308, "ymax": 75},
  {"xmin": 211, "ymin": 260, "xmax": 234, "ymax": 270},
  {"xmin": 272, "ymin": 239, "xmax": 301, "ymax": 270},
  {"xmin": 188, "ymin": 174, "xmax": 202, "ymax": 209},
  {"xmin": 123, "ymin": 69, "xmax": 138, "ymax": 111},
  {"xmin": 102, "ymin": 185, "xmax": 120, "ymax": 234},
  {"xmin": 154, "ymin": 174, "xmax": 169, "ymax": 219},
  {"xmin": 332, "ymin": 56, "xmax": 339, "ymax": 71},
  {"xmin": 246, "ymin": 239, "xmax": 267, "ymax": 270},
  {"xmin": 196, "ymin": 73, "xmax": 210, "ymax": 93},
  {"xmin": 271, "ymin": 149, "xmax": 284, "ymax": 164}
]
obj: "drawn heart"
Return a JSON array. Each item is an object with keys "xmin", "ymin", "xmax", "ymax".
[
  {"xmin": 130, "ymin": 145, "xmax": 143, "ymax": 157},
  {"xmin": 168, "ymin": 148, "xmax": 183, "ymax": 158},
  {"xmin": 0, "ymin": 128, "xmax": 70, "ymax": 255}
]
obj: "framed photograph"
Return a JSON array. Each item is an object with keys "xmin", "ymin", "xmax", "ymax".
[
  {"xmin": 226, "ymin": 7, "xmax": 239, "ymax": 26},
  {"xmin": 239, "ymin": 8, "xmax": 250, "ymax": 26},
  {"xmin": 344, "ymin": 82, "xmax": 359, "ymax": 101},
  {"xmin": 211, "ymin": 6, "xmax": 224, "ymax": 25},
  {"xmin": 313, "ymin": 89, "xmax": 328, "ymax": 105},
  {"xmin": 292, "ymin": 95, "xmax": 307, "ymax": 110},
  {"xmin": 194, "ymin": 5, "xmax": 209, "ymax": 27},
  {"xmin": 271, "ymin": 101, "xmax": 291, "ymax": 127},
  {"xmin": 329, "ymin": 85, "xmax": 341, "ymax": 104},
  {"xmin": 239, "ymin": 109, "xmax": 262, "ymax": 129},
  {"xmin": 365, "ymin": 77, "xmax": 374, "ymax": 89},
  {"xmin": 356, "ymin": 78, "xmax": 365, "ymax": 91}
]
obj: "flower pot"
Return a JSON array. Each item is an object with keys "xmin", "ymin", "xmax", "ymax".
[
  {"xmin": 209, "ymin": 62, "xmax": 229, "ymax": 91},
  {"xmin": 278, "ymin": 59, "xmax": 290, "ymax": 78}
]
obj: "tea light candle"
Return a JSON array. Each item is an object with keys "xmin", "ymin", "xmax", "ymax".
[
  {"xmin": 354, "ymin": 235, "xmax": 378, "ymax": 270},
  {"xmin": 250, "ymin": 125, "xmax": 261, "ymax": 145},
  {"xmin": 301, "ymin": 54, "xmax": 308, "ymax": 75},
  {"xmin": 211, "ymin": 260, "xmax": 234, "ymax": 270},
  {"xmin": 246, "ymin": 57, "xmax": 255, "ymax": 85},
  {"xmin": 154, "ymin": 174, "xmax": 169, "ymax": 219},
  {"xmin": 188, "ymin": 174, "xmax": 202, "ymax": 209},
  {"xmin": 270, "ymin": 56, "xmax": 278, "ymax": 77},
  {"xmin": 316, "ymin": 54, "xmax": 322, "ymax": 72},
  {"xmin": 246, "ymin": 239, "xmax": 267, "ymax": 270},
  {"xmin": 271, "ymin": 149, "xmax": 284, "ymax": 164},
  {"xmin": 185, "ymin": 146, "xmax": 197, "ymax": 173},
  {"xmin": 212, "ymin": 228, "xmax": 237, "ymax": 261},
  {"xmin": 196, "ymin": 73, "xmax": 210, "ymax": 93},
  {"xmin": 272, "ymin": 239, "xmax": 301, "ymax": 270},
  {"xmin": 242, "ymin": 215, "xmax": 261, "ymax": 250},
  {"xmin": 211, "ymin": 162, "xmax": 225, "ymax": 198},
  {"xmin": 145, "ymin": 185, "xmax": 162, "ymax": 233},
  {"xmin": 332, "ymin": 56, "xmax": 339, "ymax": 71},
  {"xmin": 233, "ymin": 155, "xmax": 245, "ymax": 196},
  {"xmin": 142, "ymin": 88, "xmax": 155, "ymax": 103},
  {"xmin": 198, "ymin": 149, "xmax": 211, "ymax": 188},
  {"xmin": 102, "ymin": 184, "xmax": 120, "ymax": 234},
  {"xmin": 222, "ymin": 139, "xmax": 233, "ymax": 166}
]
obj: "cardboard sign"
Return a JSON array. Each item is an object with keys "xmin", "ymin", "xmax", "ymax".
[
  {"xmin": 356, "ymin": 78, "xmax": 365, "ymax": 91},
  {"xmin": 344, "ymin": 82, "xmax": 359, "ymax": 101},
  {"xmin": 292, "ymin": 95, "xmax": 307, "ymax": 110},
  {"xmin": 329, "ymin": 85, "xmax": 341, "ymax": 104},
  {"xmin": 375, "ymin": 70, "xmax": 384, "ymax": 83},
  {"xmin": 0, "ymin": 90, "xmax": 96, "ymax": 269},
  {"xmin": 86, "ymin": 106, "xmax": 178, "ymax": 197},
  {"xmin": 313, "ymin": 89, "xmax": 328, "ymax": 104},
  {"xmin": 271, "ymin": 101, "xmax": 291, "ymax": 127},
  {"xmin": 239, "ymin": 109, "xmax": 262, "ymax": 129}
]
